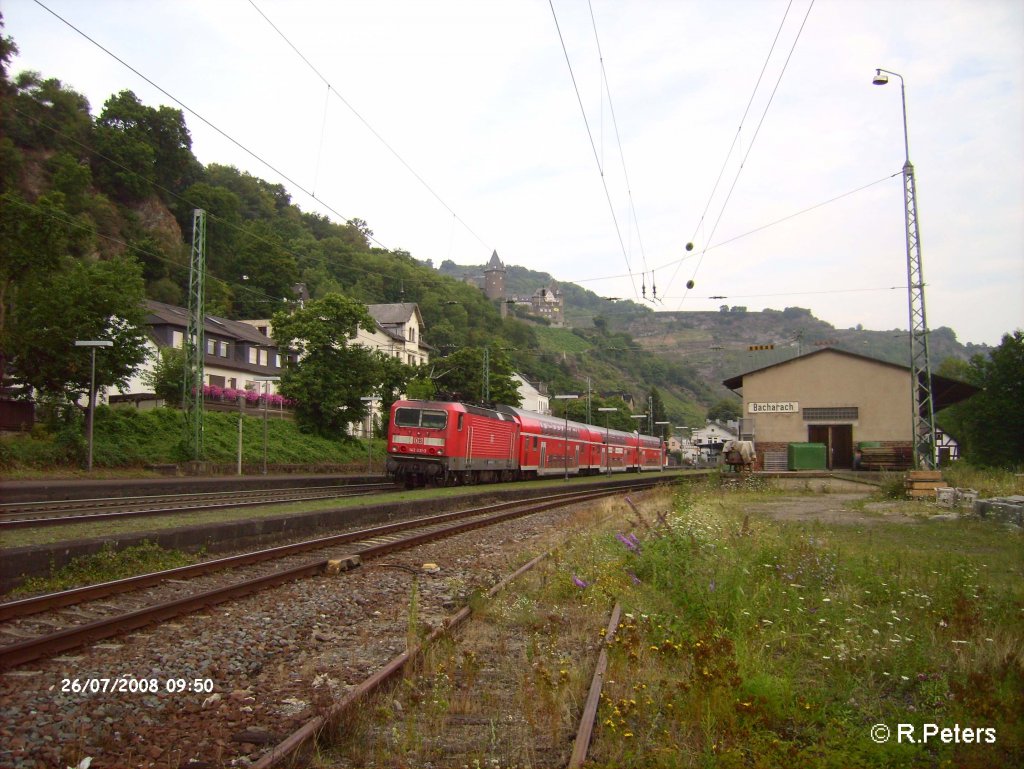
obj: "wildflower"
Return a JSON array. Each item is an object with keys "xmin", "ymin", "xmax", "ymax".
[
  {"xmin": 572, "ymin": 574, "xmax": 589, "ymax": 589},
  {"xmin": 626, "ymin": 570, "xmax": 641, "ymax": 585},
  {"xmin": 615, "ymin": 533, "xmax": 639, "ymax": 552}
]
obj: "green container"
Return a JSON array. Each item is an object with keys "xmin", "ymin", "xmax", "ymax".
[
  {"xmin": 857, "ymin": 441, "xmax": 882, "ymax": 449},
  {"xmin": 787, "ymin": 442, "xmax": 827, "ymax": 470}
]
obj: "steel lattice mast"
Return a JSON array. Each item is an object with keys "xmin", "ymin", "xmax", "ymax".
[
  {"xmin": 902, "ymin": 158, "xmax": 936, "ymax": 470},
  {"xmin": 875, "ymin": 69, "xmax": 936, "ymax": 470},
  {"xmin": 184, "ymin": 208, "xmax": 206, "ymax": 461}
]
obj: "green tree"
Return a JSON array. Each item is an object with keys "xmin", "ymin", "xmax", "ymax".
[
  {"xmin": 937, "ymin": 331, "xmax": 1023, "ymax": 468},
  {"xmin": 0, "ymin": 190, "xmax": 70, "ymax": 392},
  {"xmin": 430, "ymin": 346, "xmax": 521, "ymax": 407},
  {"xmin": 143, "ymin": 346, "xmax": 187, "ymax": 405},
  {"xmin": 230, "ymin": 219, "xmax": 298, "ymax": 317},
  {"xmin": 707, "ymin": 397, "xmax": 742, "ymax": 423},
  {"xmin": 6, "ymin": 254, "xmax": 149, "ymax": 403},
  {"xmin": 92, "ymin": 90, "xmax": 199, "ymax": 202},
  {"xmin": 271, "ymin": 294, "xmax": 381, "ymax": 438}
]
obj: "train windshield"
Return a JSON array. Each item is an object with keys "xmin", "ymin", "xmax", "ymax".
[{"xmin": 395, "ymin": 407, "xmax": 448, "ymax": 430}]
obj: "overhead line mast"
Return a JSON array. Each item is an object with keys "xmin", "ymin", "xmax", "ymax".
[{"xmin": 184, "ymin": 208, "xmax": 207, "ymax": 461}]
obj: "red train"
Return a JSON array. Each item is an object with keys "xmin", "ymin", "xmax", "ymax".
[{"xmin": 385, "ymin": 399, "xmax": 666, "ymax": 487}]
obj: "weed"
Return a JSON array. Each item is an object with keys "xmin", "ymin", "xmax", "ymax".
[{"xmin": 8, "ymin": 541, "xmax": 198, "ymax": 597}]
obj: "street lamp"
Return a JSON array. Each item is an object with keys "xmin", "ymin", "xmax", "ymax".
[
  {"xmin": 360, "ymin": 396, "xmax": 379, "ymax": 475},
  {"xmin": 553, "ymin": 394, "xmax": 579, "ymax": 480},
  {"xmin": 253, "ymin": 376, "xmax": 280, "ymax": 475},
  {"xmin": 873, "ymin": 67, "xmax": 936, "ymax": 470},
  {"xmin": 74, "ymin": 340, "xmax": 112, "ymax": 472},
  {"xmin": 655, "ymin": 421, "xmax": 669, "ymax": 471},
  {"xmin": 597, "ymin": 406, "xmax": 618, "ymax": 475}
]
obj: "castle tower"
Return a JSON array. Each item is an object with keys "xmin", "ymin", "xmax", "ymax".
[{"xmin": 483, "ymin": 250, "xmax": 506, "ymax": 301}]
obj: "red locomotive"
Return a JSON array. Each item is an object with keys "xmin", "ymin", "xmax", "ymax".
[{"xmin": 385, "ymin": 399, "xmax": 666, "ymax": 487}]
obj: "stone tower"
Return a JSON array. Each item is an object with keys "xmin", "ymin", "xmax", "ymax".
[{"xmin": 483, "ymin": 250, "xmax": 506, "ymax": 301}]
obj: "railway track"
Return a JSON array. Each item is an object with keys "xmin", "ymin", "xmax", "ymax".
[
  {"xmin": 0, "ymin": 481, "xmax": 662, "ymax": 671},
  {"xmin": 0, "ymin": 483, "xmax": 394, "ymax": 529}
]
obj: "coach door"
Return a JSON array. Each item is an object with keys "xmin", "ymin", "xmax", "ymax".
[{"xmin": 808, "ymin": 424, "xmax": 853, "ymax": 469}]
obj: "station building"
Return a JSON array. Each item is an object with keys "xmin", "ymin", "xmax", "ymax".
[{"xmin": 721, "ymin": 347, "xmax": 977, "ymax": 470}]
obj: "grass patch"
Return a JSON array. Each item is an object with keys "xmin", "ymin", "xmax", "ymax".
[
  {"xmin": 941, "ymin": 464, "xmax": 1024, "ymax": 498},
  {"xmin": 573, "ymin": 482, "xmax": 1024, "ymax": 767},
  {"xmin": 0, "ymin": 405, "xmax": 376, "ymax": 474},
  {"xmin": 9, "ymin": 541, "xmax": 199, "ymax": 597}
]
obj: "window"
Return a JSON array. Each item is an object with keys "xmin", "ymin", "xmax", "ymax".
[
  {"xmin": 206, "ymin": 339, "xmax": 216, "ymax": 355},
  {"xmin": 803, "ymin": 407, "xmax": 859, "ymax": 421},
  {"xmin": 172, "ymin": 330, "xmax": 184, "ymax": 349},
  {"xmin": 395, "ymin": 408, "xmax": 448, "ymax": 429},
  {"xmin": 219, "ymin": 341, "xmax": 229, "ymax": 357},
  {"xmin": 408, "ymin": 327, "xmax": 416, "ymax": 343}
]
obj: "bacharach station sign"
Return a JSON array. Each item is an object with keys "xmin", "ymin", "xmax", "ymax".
[{"xmin": 748, "ymin": 402, "xmax": 799, "ymax": 414}]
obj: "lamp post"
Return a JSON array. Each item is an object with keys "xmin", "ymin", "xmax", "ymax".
[
  {"xmin": 597, "ymin": 406, "xmax": 618, "ymax": 475},
  {"xmin": 655, "ymin": 421, "xmax": 669, "ymax": 471},
  {"xmin": 873, "ymin": 67, "xmax": 936, "ymax": 470},
  {"xmin": 74, "ymin": 340, "xmax": 112, "ymax": 471},
  {"xmin": 553, "ymin": 394, "xmax": 579, "ymax": 480},
  {"xmin": 360, "ymin": 396, "xmax": 378, "ymax": 475},
  {"xmin": 253, "ymin": 376, "xmax": 279, "ymax": 475}
]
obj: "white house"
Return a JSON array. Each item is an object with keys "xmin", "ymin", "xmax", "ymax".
[
  {"xmin": 513, "ymin": 373, "xmax": 549, "ymax": 414},
  {"xmin": 690, "ymin": 420, "xmax": 739, "ymax": 461},
  {"xmin": 110, "ymin": 300, "xmax": 286, "ymax": 407}
]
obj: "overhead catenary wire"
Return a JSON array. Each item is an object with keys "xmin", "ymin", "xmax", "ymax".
[
  {"xmin": 246, "ymin": 0, "xmax": 492, "ymax": 254},
  {"xmin": 587, "ymin": 0, "xmax": 651, "ymax": 287},
  {"xmin": 6, "ymin": 103, "xmax": 498, "ymax": 313},
  {"xmin": 548, "ymin": 0, "xmax": 640, "ymax": 301},
  {"xmin": 567, "ymin": 171, "xmax": 900, "ymax": 285},
  {"xmin": 667, "ymin": 0, "xmax": 816, "ymax": 306},
  {"xmin": 29, "ymin": 0, "xmax": 388, "ymax": 254}
]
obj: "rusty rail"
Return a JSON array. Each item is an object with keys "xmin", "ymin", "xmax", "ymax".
[{"xmin": 569, "ymin": 601, "xmax": 623, "ymax": 768}]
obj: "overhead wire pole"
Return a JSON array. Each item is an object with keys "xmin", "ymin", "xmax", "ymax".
[
  {"xmin": 184, "ymin": 208, "xmax": 206, "ymax": 461},
  {"xmin": 873, "ymin": 69, "xmax": 936, "ymax": 469}
]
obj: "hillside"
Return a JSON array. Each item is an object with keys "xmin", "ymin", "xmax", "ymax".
[
  {"xmin": 619, "ymin": 306, "xmax": 990, "ymax": 397},
  {"xmin": 2, "ymin": 26, "xmax": 985, "ymax": 435},
  {"xmin": 438, "ymin": 258, "xmax": 988, "ymax": 399}
]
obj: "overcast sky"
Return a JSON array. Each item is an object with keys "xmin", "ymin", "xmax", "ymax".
[{"xmin": 4, "ymin": 0, "xmax": 1022, "ymax": 346}]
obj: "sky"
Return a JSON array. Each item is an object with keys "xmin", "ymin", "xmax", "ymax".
[{"xmin": 3, "ymin": 0, "xmax": 1022, "ymax": 347}]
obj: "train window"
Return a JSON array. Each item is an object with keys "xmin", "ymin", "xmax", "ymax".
[
  {"xmin": 395, "ymin": 408, "xmax": 448, "ymax": 429},
  {"xmin": 395, "ymin": 408, "xmax": 421, "ymax": 427},
  {"xmin": 457, "ymin": 414, "xmax": 464, "ymax": 431},
  {"xmin": 421, "ymin": 410, "xmax": 448, "ymax": 429}
]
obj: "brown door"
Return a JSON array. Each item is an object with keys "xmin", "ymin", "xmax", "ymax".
[{"xmin": 808, "ymin": 424, "xmax": 854, "ymax": 469}]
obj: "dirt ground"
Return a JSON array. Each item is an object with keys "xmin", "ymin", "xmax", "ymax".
[{"xmin": 743, "ymin": 491, "xmax": 926, "ymax": 525}]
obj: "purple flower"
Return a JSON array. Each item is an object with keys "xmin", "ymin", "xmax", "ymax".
[
  {"xmin": 627, "ymin": 570, "xmax": 641, "ymax": 585},
  {"xmin": 572, "ymin": 574, "xmax": 589, "ymax": 589},
  {"xmin": 615, "ymin": 533, "xmax": 638, "ymax": 552}
]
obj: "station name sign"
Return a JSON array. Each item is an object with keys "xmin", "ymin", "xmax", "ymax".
[{"xmin": 749, "ymin": 401, "xmax": 799, "ymax": 414}]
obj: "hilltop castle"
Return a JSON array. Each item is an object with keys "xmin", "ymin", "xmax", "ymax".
[{"xmin": 473, "ymin": 250, "xmax": 565, "ymax": 327}]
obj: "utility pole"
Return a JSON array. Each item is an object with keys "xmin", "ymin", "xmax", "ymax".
[
  {"xmin": 183, "ymin": 209, "xmax": 206, "ymax": 461},
  {"xmin": 874, "ymin": 68, "xmax": 936, "ymax": 469},
  {"xmin": 481, "ymin": 347, "xmax": 490, "ymax": 403}
]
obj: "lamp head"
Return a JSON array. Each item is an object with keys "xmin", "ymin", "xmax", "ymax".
[{"xmin": 872, "ymin": 70, "xmax": 889, "ymax": 86}]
